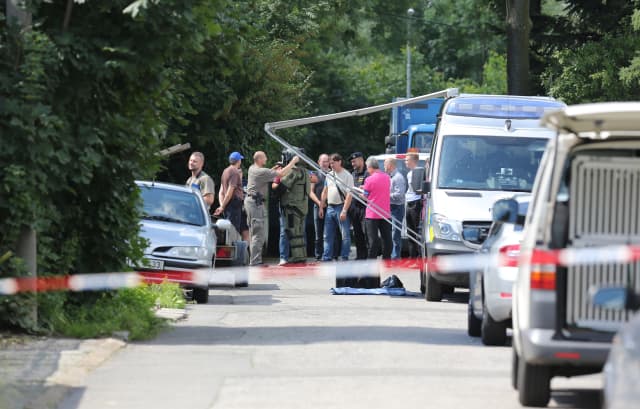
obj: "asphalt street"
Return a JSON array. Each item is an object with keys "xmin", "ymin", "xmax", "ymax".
[{"xmin": 57, "ymin": 268, "xmax": 602, "ymax": 409}]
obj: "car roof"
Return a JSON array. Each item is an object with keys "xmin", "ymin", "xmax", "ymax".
[
  {"xmin": 136, "ymin": 180, "xmax": 196, "ymax": 193},
  {"xmin": 541, "ymin": 102, "xmax": 640, "ymax": 138}
]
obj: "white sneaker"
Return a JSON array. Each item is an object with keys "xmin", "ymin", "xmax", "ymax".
[{"xmin": 278, "ymin": 259, "xmax": 288, "ymax": 266}]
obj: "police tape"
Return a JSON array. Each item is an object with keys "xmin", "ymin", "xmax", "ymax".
[{"xmin": 1, "ymin": 244, "xmax": 640, "ymax": 295}]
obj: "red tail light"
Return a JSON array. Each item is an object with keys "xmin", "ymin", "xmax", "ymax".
[
  {"xmin": 530, "ymin": 267, "xmax": 556, "ymax": 290},
  {"xmin": 216, "ymin": 246, "xmax": 235, "ymax": 259},
  {"xmin": 499, "ymin": 244, "xmax": 521, "ymax": 267}
]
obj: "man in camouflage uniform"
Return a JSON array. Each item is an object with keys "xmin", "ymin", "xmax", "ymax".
[{"xmin": 279, "ymin": 149, "xmax": 311, "ymax": 264}]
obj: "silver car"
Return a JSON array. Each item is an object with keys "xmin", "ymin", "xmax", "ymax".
[
  {"xmin": 467, "ymin": 195, "xmax": 530, "ymax": 346},
  {"xmin": 592, "ymin": 287, "xmax": 640, "ymax": 409},
  {"xmin": 136, "ymin": 180, "xmax": 216, "ymax": 304}
]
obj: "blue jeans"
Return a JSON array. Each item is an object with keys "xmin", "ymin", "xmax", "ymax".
[
  {"xmin": 390, "ymin": 203, "xmax": 405, "ymax": 259},
  {"xmin": 313, "ymin": 203, "xmax": 324, "ymax": 259},
  {"xmin": 322, "ymin": 204, "xmax": 351, "ymax": 261},
  {"xmin": 279, "ymin": 207, "xmax": 290, "ymax": 261}
]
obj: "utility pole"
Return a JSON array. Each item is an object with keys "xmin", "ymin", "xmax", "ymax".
[
  {"xmin": 6, "ymin": 0, "xmax": 36, "ymax": 325},
  {"xmin": 406, "ymin": 8, "xmax": 415, "ymax": 98},
  {"xmin": 6, "ymin": 0, "xmax": 32, "ymax": 27}
]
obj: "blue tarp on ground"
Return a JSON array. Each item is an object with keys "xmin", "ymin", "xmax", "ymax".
[{"xmin": 330, "ymin": 287, "xmax": 410, "ymax": 296}]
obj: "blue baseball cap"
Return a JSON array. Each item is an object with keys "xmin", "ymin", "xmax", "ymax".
[{"xmin": 229, "ymin": 151, "xmax": 244, "ymax": 162}]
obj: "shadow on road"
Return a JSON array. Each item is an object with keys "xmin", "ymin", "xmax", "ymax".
[
  {"xmin": 205, "ymin": 294, "xmax": 281, "ymax": 306},
  {"xmin": 551, "ymin": 388, "xmax": 602, "ymax": 408},
  {"xmin": 142, "ymin": 325, "xmax": 479, "ymax": 347}
]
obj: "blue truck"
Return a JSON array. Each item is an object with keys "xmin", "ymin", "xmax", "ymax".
[{"xmin": 384, "ymin": 97, "xmax": 444, "ymax": 154}]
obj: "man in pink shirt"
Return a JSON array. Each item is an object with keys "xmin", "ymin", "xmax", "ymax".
[{"xmin": 359, "ymin": 157, "xmax": 392, "ymax": 287}]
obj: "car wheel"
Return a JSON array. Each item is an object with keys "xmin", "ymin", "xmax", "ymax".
[
  {"xmin": 517, "ymin": 359, "xmax": 551, "ymax": 407},
  {"xmin": 467, "ymin": 299, "xmax": 481, "ymax": 337},
  {"xmin": 442, "ymin": 285, "xmax": 455, "ymax": 294},
  {"xmin": 425, "ymin": 272, "xmax": 443, "ymax": 302},
  {"xmin": 192, "ymin": 286, "xmax": 209, "ymax": 304},
  {"xmin": 481, "ymin": 305, "xmax": 507, "ymax": 346},
  {"xmin": 233, "ymin": 241, "xmax": 249, "ymax": 287},
  {"xmin": 511, "ymin": 346, "xmax": 519, "ymax": 390}
]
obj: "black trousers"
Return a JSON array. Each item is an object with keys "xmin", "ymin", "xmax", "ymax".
[
  {"xmin": 406, "ymin": 199, "xmax": 423, "ymax": 258},
  {"xmin": 349, "ymin": 205, "xmax": 368, "ymax": 260}
]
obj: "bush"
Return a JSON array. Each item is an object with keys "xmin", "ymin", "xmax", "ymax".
[{"xmin": 50, "ymin": 282, "xmax": 185, "ymax": 341}]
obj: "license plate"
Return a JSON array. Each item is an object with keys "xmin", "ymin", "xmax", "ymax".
[{"xmin": 146, "ymin": 259, "xmax": 164, "ymax": 270}]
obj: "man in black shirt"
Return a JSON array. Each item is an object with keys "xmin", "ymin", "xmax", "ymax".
[{"xmin": 349, "ymin": 151, "xmax": 369, "ymax": 260}]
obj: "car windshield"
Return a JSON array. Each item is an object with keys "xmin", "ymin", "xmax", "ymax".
[
  {"xmin": 438, "ymin": 135, "xmax": 548, "ymax": 192},
  {"xmin": 413, "ymin": 132, "xmax": 434, "ymax": 153},
  {"xmin": 139, "ymin": 186, "xmax": 206, "ymax": 226}
]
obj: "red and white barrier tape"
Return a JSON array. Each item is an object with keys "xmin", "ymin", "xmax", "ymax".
[{"xmin": 2, "ymin": 244, "xmax": 640, "ymax": 295}]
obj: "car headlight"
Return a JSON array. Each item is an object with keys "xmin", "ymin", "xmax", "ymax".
[
  {"xmin": 167, "ymin": 246, "xmax": 210, "ymax": 260},
  {"xmin": 432, "ymin": 213, "xmax": 462, "ymax": 241}
]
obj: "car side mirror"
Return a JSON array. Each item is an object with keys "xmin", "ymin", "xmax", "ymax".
[
  {"xmin": 591, "ymin": 286, "xmax": 640, "ymax": 312},
  {"xmin": 411, "ymin": 167, "xmax": 427, "ymax": 194},
  {"xmin": 492, "ymin": 198, "xmax": 519, "ymax": 224}
]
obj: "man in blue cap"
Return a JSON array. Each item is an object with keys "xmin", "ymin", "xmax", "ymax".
[{"xmin": 215, "ymin": 151, "xmax": 244, "ymax": 233}]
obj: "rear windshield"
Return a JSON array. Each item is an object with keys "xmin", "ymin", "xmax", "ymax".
[{"xmin": 437, "ymin": 135, "xmax": 548, "ymax": 192}]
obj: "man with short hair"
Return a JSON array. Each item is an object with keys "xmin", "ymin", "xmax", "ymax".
[
  {"xmin": 245, "ymin": 151, "xmax": 298, "ymax": 265},
  {"xmin": 405, "ymin": 152, "xmax": 422, "ymax": 259},
  {"xmin": 384, "ymin": 157, "xmax": 407, "ymax": 259},
  {"xmin": 349, "ymin": 151, "xmax": 369, "ymax": 260},
  {"xmin": 186, "ymin": 151, "xmax": 215, "ymax": 209},
  {"xmin": 361, "ymin": 157, "xmax": 392, "ymax": 288},
  {"xmin": 214, "ymin": 151, "xmax": 244, "ymax": 233},
  {"xmin": 309, "ymin": 153, "xmax": 330, "ymax": 260},
  {"xmin": 319, "ymin": 153, "xmax": 353, "ymax": 264}
]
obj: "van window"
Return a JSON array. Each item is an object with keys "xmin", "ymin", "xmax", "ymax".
[{"xmin": 437, "ymin": 135, "xmax": 548, "ymax": 192}]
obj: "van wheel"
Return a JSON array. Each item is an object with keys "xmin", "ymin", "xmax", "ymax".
[
  {"xmin": 425, "ymin": 273, "xmax": 443, "ymax": 301},
  {"xmin": 481, "ymin": 306, "xmax": 507, "ymax": 346},
  {"xmin": 517, "ymin": 360, "xmax": 551, "ymax": 407},
  {"xmin": 467, "ymin": 300, "xmax": 481, "ymax": 337},
  {"xmin": 192, "ymin": 287, "xmax": 209, "ymax": 304},
  {"xmin": 233, "ymin": 241, "xmax": 249, "ymax": 287},
  {"xmin": 511, "ymin": 347, "xmax": 519, "ymax": 390}
]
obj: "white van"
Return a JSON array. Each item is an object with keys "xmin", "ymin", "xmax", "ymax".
[{"xmin": 419, "ymin": 95, "xmax": 565, "ymax": 301}]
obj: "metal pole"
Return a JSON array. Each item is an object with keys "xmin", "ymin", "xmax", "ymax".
[
  {"xmin": 406, "ymin": 8, "xmax": 415, "ymax": 98},
  {"xmin": 6, "ymin": 0, "xmax": 32, "ymax": 27}
]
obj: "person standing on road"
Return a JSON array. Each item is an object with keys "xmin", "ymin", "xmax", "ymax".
[
  {"xmin": 214, "ymin": 152, "xmax": 244, "ymax": 233},
  {"xmin": 309, "ymin": 153, "xmax": 330, "ymax": 260},
  {"xmin": 360, "ymin": 157, "xmax": 391, "ymax": 288},
  {"xmin": 272, "ymin": 175, "xmax": 290, "ymax": 265},
  {"xmin": 384, "ymin": 157, "xmax": 407, "ymax": 260},
  {"xmin": 405, "ymin": 152, "xmax": 422, "ymax": 259},
  {"xmin": 319, "ymin": 153, "xmax": 353, "ymax": 263},
  {"xmin": 245, "ymin": 151, "xmax": 299, "ymax": 266},
  {"xmin": 349, "ymin": 152, "xmax": 369, "ymax": 260},
  {"xmin": 186, "ymin": 151, "xmax": 215, "ymax": 209},
  {"xmin": 278, "ymin": 149, "xmax": 311, "ymax": 264}
]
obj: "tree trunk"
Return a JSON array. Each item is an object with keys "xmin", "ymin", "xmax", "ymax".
[
  {"xmin": 506, "ymin": 0, "xmax": 531, "ymax": 95},
  {"xmin": 6, "ymin": 0, "xmax": 32, "ymax": 27}
]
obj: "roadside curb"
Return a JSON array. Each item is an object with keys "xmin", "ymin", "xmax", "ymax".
[
  {"xmin": 25, "ymin": 338, "xmax": 126, "ymax": 409},
  {"xmin": 155, "ymin": 307, "xmax": 188, "ymax": 321}
]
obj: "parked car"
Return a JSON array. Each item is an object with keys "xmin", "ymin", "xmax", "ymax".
[
  {"xmin": 135, "ymin": 180, "xmax": 216, "ymax": 304},
  {"xmin": 511, "ymin": 102, "xmax": 640, "ymax": 407},
  {"xmin": 591, "ymin": 286, "xmax": 640, "ymax": 409},
  {"xmin": 466, "ymin": 194, "xmax": 530, "ymax": 346}
]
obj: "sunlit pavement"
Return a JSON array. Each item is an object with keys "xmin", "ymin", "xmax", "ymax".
[{"xmin": 57, "ymin": 267, "xmax": 602, "ymax": 409}]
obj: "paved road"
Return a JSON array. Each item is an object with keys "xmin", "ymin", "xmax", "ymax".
[{"xmin": 58, "ymin": 269, "xmax": 601, "ymax": 409}]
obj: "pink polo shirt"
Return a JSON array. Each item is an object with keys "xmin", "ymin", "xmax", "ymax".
[{"xmin": 362, "ymin": 170, "xmax": 391, "ymax": 219}]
